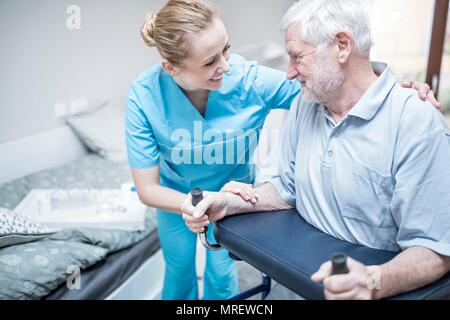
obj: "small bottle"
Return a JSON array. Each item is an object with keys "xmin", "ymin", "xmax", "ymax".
[
  {"xmin": 127, "ymin": 184, "xmax": 146, "ymax": 211},
  {"xmin": 121, "ymin": 183, "xmax": 134, "ymax": 205}
]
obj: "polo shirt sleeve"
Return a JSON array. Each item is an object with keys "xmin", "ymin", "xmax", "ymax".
[
  {"xmin": 391, "ymin": 96, "xmax": 450, "ymax": 257},
  {"xmin": 266, "ymin": 96, "xmax": 303, "ymax": 207}
]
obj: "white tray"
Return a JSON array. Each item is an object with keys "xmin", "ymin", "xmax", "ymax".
[{"xmin": 14, "ymin": 189, "xmax": 147, "ymax": 231}]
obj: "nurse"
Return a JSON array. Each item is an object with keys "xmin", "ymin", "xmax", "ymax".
[{"xmin": 125, "ymin": 0, "xmax": 438, "ymax": 300}]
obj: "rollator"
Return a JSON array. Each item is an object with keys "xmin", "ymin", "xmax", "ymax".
[{"xmin": 191, "ymin": 188, "xmax": 450, "ymax": 300}]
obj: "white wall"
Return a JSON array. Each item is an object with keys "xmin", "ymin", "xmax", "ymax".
[
  {"xmin": 368, "ymin": 0, "xmax": 434, "ymax": 80},
  {"xmin": 0, "ymin": 0, "xmax": 155, "ymax": 143},
  {"xmin": 0, "ymin": 0, "xmax": 294, "ymax": 143}
]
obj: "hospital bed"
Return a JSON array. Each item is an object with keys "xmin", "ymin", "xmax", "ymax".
[
  {"xmin": 0, "ymin": 125, "xmax": 164, "ymax": 300},
  {"xmin": 45, "ymin": 227, "xmax": 162, "ymax": 300},
  {"xmin": 210, "ymin": 209, "xmax": 450, "ymax": 300}
]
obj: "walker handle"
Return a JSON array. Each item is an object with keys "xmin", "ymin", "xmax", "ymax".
[
  {"xmin": 331, "ymin": 253, "xmax": 349, "ymax": 275},
  {"xmin": 191, "ymin": 188, "xmax": 223, "ymax": 251}
]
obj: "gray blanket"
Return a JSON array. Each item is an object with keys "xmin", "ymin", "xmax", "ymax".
[{"xmin": 0, "ymin": 154, "xmax": 158, "ymax": 300}]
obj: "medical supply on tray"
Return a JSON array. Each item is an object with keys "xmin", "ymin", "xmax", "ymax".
[{"xmin": 14, "ymin": 183, "xmax": 147, "ymax": 231}]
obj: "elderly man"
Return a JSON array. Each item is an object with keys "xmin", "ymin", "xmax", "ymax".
[{"xmin": 182, "ymin": 0, "xmax": 450, "ymax": 300}]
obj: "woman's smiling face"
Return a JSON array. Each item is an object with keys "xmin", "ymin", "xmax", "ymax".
[{"xmin": 171, "ymin": 18, "xmax": 231, "ymax": 92}]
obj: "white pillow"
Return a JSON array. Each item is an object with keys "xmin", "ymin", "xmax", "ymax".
[
  {"xmin": 67, "ymin": 103, "xmax": 127, "ymax": 163},
  {"xmin": 0, "ymin": 208, "xmax": 55, "ymax": 249}
]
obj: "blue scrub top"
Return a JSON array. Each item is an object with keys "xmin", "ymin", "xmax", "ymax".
[{"xmin": 125, "ymin": 54, "xmax": 300, "ymax": 194}]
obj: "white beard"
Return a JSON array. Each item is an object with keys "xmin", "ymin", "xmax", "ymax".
[{"xmin": 300, "ymin": 54, "xmax": 344, "ymax": 104}]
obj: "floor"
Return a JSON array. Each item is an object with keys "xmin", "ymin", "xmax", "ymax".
[
  {"xmin": 196, "ymin": 238, "xmax": 303, "ymax": 300},
  {"xmin": 237, "ymin": 261, "xmax": 304, "ymax": 300}
]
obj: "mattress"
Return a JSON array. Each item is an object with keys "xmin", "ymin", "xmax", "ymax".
[
  {"xmin": 0, "ymin": 154, "xmax": 161, "ymax": 300},
  {"xmin": 45, "ymin": 228, "xmax": 160, "ymax": 300}
]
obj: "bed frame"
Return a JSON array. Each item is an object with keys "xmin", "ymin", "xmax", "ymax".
[{"xmin": 0, "ymin": 125, "xmax": 165, "ymax": 300}]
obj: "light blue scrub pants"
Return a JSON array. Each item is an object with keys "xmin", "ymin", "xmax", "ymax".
[{"xmin": 157, "ymin": 209, "xmax": 239, "ymax": 300}]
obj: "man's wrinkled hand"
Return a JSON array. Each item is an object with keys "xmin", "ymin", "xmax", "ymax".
[
  {"xmin": 181, "ymin": 192, "xmax": 230, "ymax": 233},
  {"xmin": 311, "ymin": 257, "xmax": 381, "ymax": 300}
]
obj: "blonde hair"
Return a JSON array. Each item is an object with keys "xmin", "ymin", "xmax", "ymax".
[{"xmin": 141, "ymin": 0, "xmax": 219, "ymax": 66}]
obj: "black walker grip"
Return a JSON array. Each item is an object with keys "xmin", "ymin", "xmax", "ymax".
[
  {"xmin": 331, "ymin": 253, "xmax": 349, "ymax": 275},
  {"xmin": 191, "ymin": 188, "xmax": 207, "ymax": 232},
  {"xmin": 191, "ymin": 188, "xmax": 204, "ymax": 207},
  {"xmin": 190, "ymin": 188, "xmax": 223, "ymax": 251}
]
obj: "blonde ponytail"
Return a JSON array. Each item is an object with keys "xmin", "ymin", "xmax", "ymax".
[
  {"xmin": 140, "ymin": 0, "xmax": 219, "ymax": 66},
  {"xmin": 140, "ymin": 14, "xmax": 158, "ymax": 47}
]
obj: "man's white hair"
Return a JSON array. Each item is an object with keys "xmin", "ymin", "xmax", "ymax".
[{"xmin": 280, "ymin": 0, "xmax": 374, "ymax": 57}]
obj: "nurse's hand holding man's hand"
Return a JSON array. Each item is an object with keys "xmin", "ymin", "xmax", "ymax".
[
  {"xmin": 181, "ymin": 181, "xmax": 257, "ymax": 233},
  {"xmin": 220, "ymin": 181, "xmax": 259, "ymax": 204}
]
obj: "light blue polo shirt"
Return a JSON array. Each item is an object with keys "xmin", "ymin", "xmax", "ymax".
[{"xmin": 270, "ymin": 66, "xmax": 450, "ymax": 255}]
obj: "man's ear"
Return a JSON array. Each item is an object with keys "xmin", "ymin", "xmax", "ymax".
[
  {"xmin": 335, "ymin": 31, "xmax": 353, "ymax": 64},
  {"xmin": 161, "ymin": 59, "xmax": 179, "ymax": 76}
]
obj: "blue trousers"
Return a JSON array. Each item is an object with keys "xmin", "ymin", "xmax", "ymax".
[{"xmin": 157, "ymin": 209, "xmax": 239, "ymax": 300}]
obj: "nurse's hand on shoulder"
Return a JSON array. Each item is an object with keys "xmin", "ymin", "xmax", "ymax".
[
  {"xmin": 181, "ymin": 192, "xmax": 230, "ymax": 233},
  {"xmin": 402, "ymin": 80, "xmax": 442, "ymax": 109},
  {"xmin": 220, "ymin": 181, "xmax": 259, "ymax": 204}
]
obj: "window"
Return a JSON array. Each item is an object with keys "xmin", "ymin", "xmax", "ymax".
[
  {"xmin": 439, "ymin": 6, "xmax": 450, "ymax": 113},
  {"xmin": 368, "ymin": 0, "xmax": 434, "ymax": 82}
]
